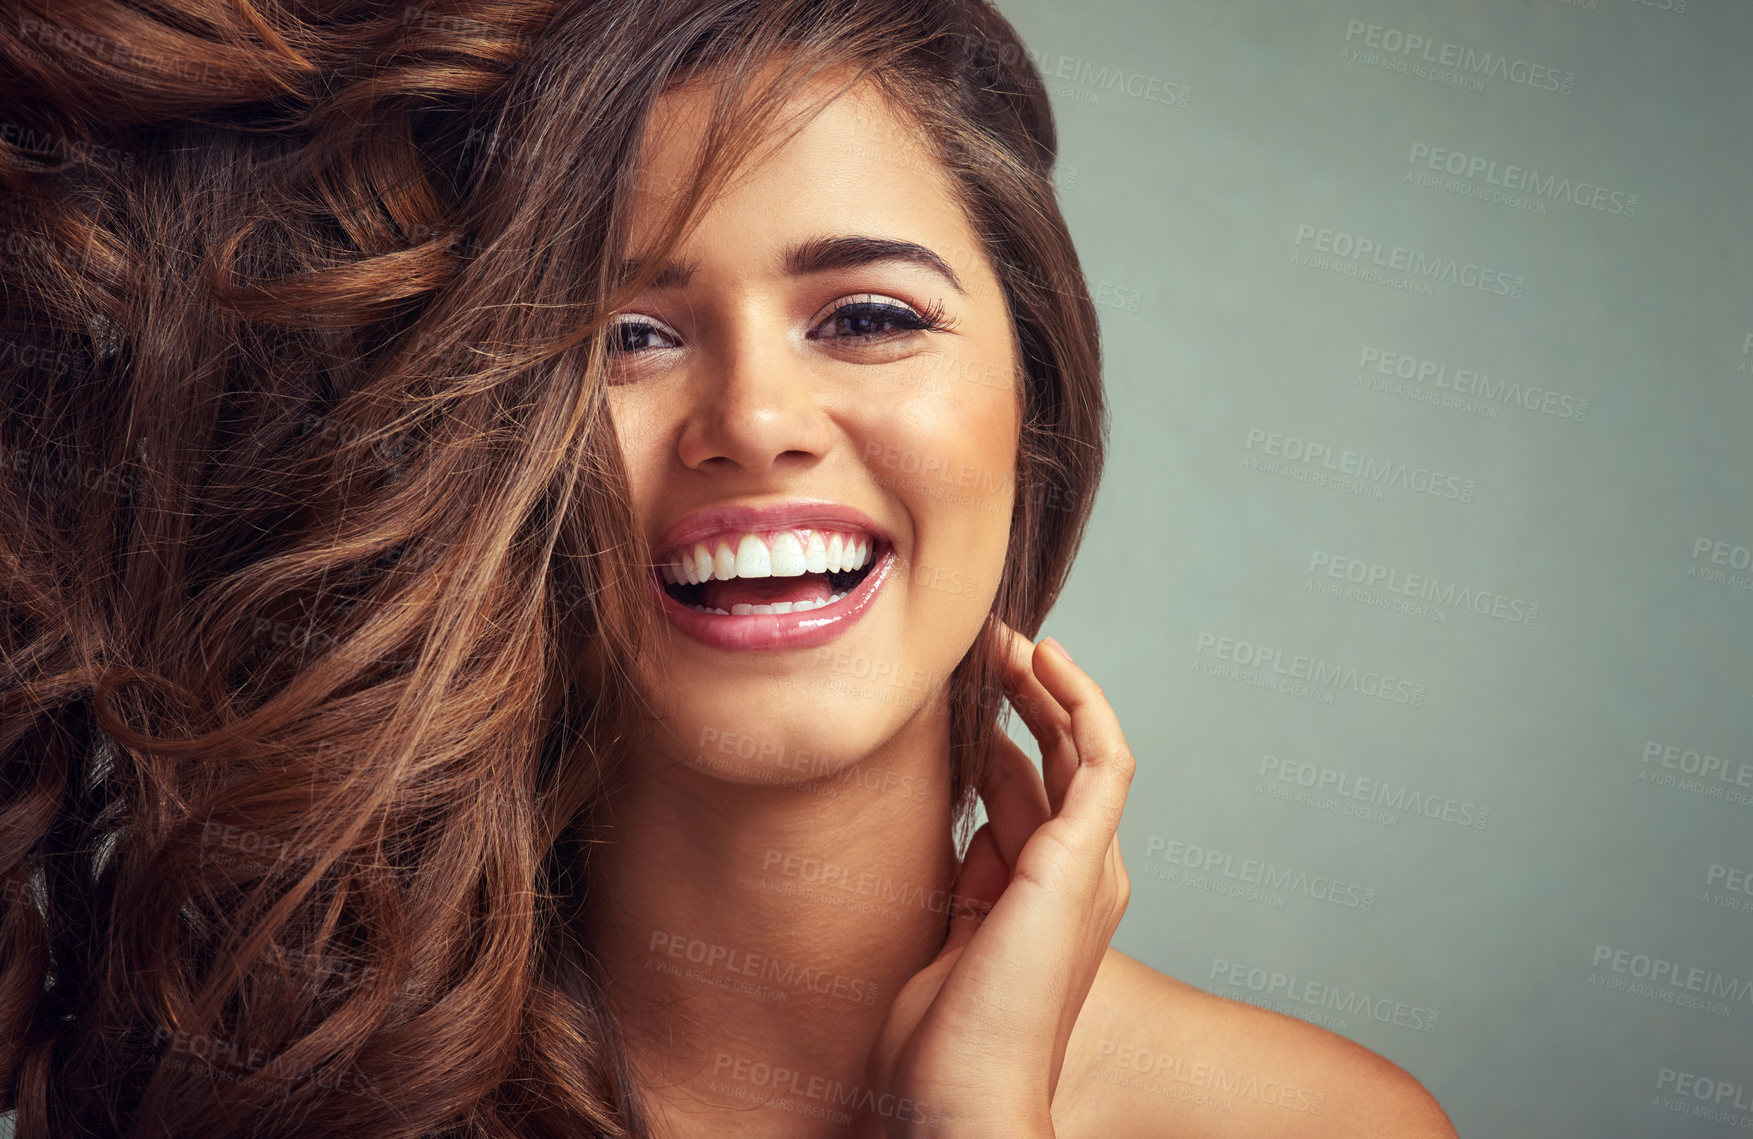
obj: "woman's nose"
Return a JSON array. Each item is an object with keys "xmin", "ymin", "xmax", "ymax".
[{"xmin": 674, "ymin": 311, "xmax": 835, "ymax": 474}]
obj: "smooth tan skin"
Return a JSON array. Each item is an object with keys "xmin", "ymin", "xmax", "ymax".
[{"xmin": 589, "ymin": 68, "xmax": 1459, "ymax": 1139}]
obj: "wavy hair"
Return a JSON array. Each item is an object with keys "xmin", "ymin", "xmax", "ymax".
[{"xmin": 0, "ymin": 1, "xmax": 1105, "ymax": 1135}]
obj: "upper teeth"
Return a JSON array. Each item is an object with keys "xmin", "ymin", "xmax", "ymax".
[{"xmin": 659, "ymin": 529, "xmax": 874, "ymax": 585}]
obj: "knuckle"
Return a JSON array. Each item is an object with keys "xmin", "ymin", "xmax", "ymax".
[
  {"xmin": 1023, "ymin": 824, "xmax": 1078, "ymax": 876},
  {"xmin": 1102, "ymin": 742, "xmax": 1134, "ymax": 777}
]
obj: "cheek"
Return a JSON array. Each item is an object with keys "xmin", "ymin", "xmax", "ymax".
[
  {"xmin": 869, "ymin": 353, "xmax": 1018, "ymax": 503},
  {"xmin": 604, "ymin": 392, "xmax": 668, "ymax": 517},
  {"xmin": 880, "ymin": 386, "xmax": 1018, "ymax": 626}
]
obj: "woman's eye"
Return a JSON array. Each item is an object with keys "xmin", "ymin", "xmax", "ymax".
[
  {"xmin": 604, "ymin": 317, "xmax": 679, "ymax": 356},
  {"xmin": 810, "ymin": 297, "xmax": 945, "ymax": 342}
]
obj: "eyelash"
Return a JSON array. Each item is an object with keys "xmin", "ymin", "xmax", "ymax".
[
  {"xmin": 603, "ymin": 294, "xmax": 954, "ymax": 358},
  {"xmin": 808, "ymin": 295, "xmax": 954, "ymax": 342}
]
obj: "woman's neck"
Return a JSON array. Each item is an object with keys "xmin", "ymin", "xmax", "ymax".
[{"xmin": 585, "ymin": 705, "xmax": 961, "ymax": 1138}]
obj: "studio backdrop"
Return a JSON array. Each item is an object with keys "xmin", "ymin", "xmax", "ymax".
[
  {"xmin": 2, "ymin": 3, "xmax": 1746, "ymax": 1138},
  {"xmin": 989, "ymin": 0, "xmax": 1752, "ymax": 1135}
]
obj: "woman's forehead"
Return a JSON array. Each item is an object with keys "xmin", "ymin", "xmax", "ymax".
[{"xmin": 626, "ymin": 72, "xmax": 968, "ymax": 264}]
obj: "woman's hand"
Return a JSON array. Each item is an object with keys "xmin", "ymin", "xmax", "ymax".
[{"xmin": 865, "ymin": 623, "xmax": 1136, "ymax": 1138}]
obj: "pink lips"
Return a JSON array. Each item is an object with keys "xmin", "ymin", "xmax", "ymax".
[{"xmin": 649, "ymin": 500, "xmax": 895, "ymax": 651}]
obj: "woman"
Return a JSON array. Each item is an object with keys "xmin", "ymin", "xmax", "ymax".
[{"xmin": 0, "ymin": 1, "xmax": 1457, "ymax": 1136}]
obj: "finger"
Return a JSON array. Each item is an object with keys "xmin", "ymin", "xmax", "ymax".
[
  {"xmin": 996, "ymin": 624, "xmax": 1070, "ymax": 743},
  {"xmin": 944, "ymin": 823, "xmax": 1006, "ymax": 954},
  {"xmin": 930, "ymin": 794, "xmax": 1133, "ymax": 1083},
  {"xmin": 1109, "ymin": 831, "xmax": 1131, "ymax": 917},
  {"xmin": 1027, "ymin": 637, "xmax": 1137, "ymax": 849},
  {"xmin": 978, "ymin": 729, "xmax": 1052, "ymax": 870},
  {"xmin": 994, "ymin": 625, "xmax": 1076, "ymax": 812},
  {"xmin": 1027, "ymin": 639, "xmax": 1084, "ymax": 812},
  {"xmin": 942, "ymin": 792, "xmax": 1129, "ymax": 1058}
]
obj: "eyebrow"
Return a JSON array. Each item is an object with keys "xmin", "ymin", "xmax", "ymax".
[
  {"xmin": 616, "ymin": 234, "xmax": 966, "ymax": 295},
  {"xmin": 786, "ymin": 235, "xmax": 967, "ymax": 295}
]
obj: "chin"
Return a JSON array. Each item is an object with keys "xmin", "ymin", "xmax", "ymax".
[
  {"xmin": 640, "ymin": 675, "xmax": 919, "ymax": 787},
  {"xmin": 629, "ymin": 602, "xmax": 983, "ymax": 788}
]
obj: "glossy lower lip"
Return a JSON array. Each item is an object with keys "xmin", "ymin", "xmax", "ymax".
[{"xmin": 651, "ymin": 544, "xmax": 895, "ymax": 651}]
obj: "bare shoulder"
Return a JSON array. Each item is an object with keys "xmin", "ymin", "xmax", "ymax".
[{"xmin": 1050, "ymin": 947, "xmax": 1459, "ymax": 1139}]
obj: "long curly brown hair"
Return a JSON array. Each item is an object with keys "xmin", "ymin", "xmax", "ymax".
[{"xmin": 0, "ymin": 1, "xmax": 1105, "ymax": 1135}]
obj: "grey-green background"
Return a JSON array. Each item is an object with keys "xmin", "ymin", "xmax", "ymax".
[
  {"xmin": 5, "ymin": 4, "xmax": 1747, "ymax": 1137},
  {"xmin": 998, "ymin": 0, "xmax": 1753, "ymax": 1135}
]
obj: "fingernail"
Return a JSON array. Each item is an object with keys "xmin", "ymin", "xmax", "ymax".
[{"xmin": 1042, "ymin": 636, "xmax": 1074, "ymax": 663}]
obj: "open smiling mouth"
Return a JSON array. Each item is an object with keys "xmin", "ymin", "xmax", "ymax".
[{"xmin": 657, "ymin": 528, "xmax": 882, "ymax": 615}]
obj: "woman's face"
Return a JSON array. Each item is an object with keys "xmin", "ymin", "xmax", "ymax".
[{"xmin": 604, "ymin": 71, "xmax": 1020, "ymax": 782}]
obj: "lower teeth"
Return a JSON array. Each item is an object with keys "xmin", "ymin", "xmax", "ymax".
[{"xmin": 687, "ymin": 590, "xmax": 850, "ymax": 616}]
